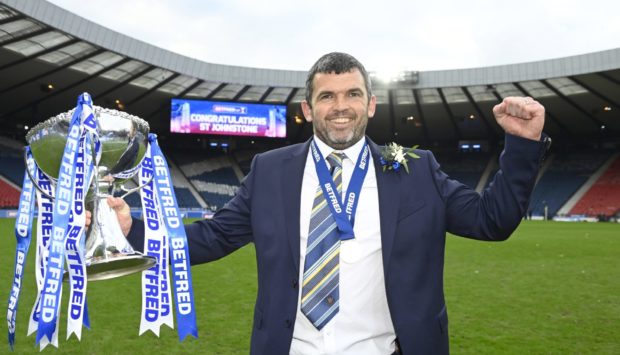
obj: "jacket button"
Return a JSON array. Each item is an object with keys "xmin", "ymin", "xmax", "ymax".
[
  {"xmin": 285, "ymin": 319, "xmax": 292, "ymax": 328},
  {"xmin": 292, "ymin": 279, "xmax": 298, "ymax": 289}
]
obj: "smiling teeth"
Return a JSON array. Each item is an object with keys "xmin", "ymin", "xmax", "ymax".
[{"xmin": 332, "ymin": 118, "xmax": 351, "ymax": 123}]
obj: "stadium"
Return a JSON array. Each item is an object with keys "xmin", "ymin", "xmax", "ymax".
[{"xmin": 1, "ymin": 1, "xmax": 619, "ymax": 354}]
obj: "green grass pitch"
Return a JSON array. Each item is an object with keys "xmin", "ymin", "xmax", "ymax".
[{"xmin": 1, "ymin": 220, "xmax": 619, "ymax": 354}]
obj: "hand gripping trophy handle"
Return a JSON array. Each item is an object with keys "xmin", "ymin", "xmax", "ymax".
[{"xmin": 26, "ymin": 107, "xmax": 156, "ymax": 281}]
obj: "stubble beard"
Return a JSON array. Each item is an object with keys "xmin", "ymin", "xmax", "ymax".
[
  {"xmin": 325, "ymin": 128, "xmax": 358, "ymax": 150},
  {"xmin": 315, "ymin": 119, "xmax": 366, "ymax": 150}
]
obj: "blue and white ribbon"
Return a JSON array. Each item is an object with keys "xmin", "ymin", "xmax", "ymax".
[
  {"xmin": 310, "ymin": 140, "xmax": 370, "ymax": 240},
  {"xmin": 148, "ymin": 133, "xmax": 198, "ymax": 341},
  {"xmin": 6, "ymin": 148, "xmax": 36, "ymax": 351},
  {"xmin": 65, "ymin": 97, "xmax": 98, "ymax": 340},
  {"xmin": 27, "ymin": 163, "xmax": 54, "ymax": 338},
  {"xmin": 139, "ymin": 144, "xmax": 173, "ymax": 336},
  {"xmin": 64, "ymin": 133, "xmax": 95, "ymax": 340},
  {"xmin": 36, "ymin": 93, "xmax": 93, "ymax": 348},
  {"xmin": 158, "ymin": 220, "xmax": 172, "ymax": 327}
]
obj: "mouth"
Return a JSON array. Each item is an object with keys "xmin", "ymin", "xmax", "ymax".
[{"xmin": 328, "ymin": 116, "xmax": 354, "ymax": 125}]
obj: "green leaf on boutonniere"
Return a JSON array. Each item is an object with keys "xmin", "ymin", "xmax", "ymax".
[{"xmin": 380, "ymin": 143, "xmax": 420, "ymax": 174}]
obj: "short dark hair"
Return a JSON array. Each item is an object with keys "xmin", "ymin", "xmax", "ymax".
[{"xmin": 305, "ymin": 52, "xmax": 372, "ymax": 106}]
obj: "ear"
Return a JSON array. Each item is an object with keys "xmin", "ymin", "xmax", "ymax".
[
  {"xmin": 367, "ymin": 95, "xmax": 377, "ymax": 118},
  {"xmin": 301, "ymin": 100, "xmax": 313, "ymax": 122}
]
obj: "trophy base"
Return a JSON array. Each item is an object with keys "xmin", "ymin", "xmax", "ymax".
[
  {"xmin": 87, "ymin": 253, "xmax": 157, "ymax": 281},
  {"xmin": 65, "ymin": 253, "xmax": 157, "ymax": 282}
]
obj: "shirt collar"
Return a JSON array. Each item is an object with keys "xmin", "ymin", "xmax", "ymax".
[{"xmin": 313, "ymin": 135, "xmax": 366, "ymax": 163}]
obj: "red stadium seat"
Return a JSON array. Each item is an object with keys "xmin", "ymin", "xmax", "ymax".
[
  {"xmin": 0, "ymin": 179, "xmax": 21, "ymax": 208},
  {"xmin": 570, "ymin": 156, "xmax": 620, "ymax": 217}
]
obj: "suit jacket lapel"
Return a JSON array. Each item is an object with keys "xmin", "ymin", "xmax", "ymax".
[
  {"xmin": 368, "ymin": 138, "xmax": 401, "ymax": 271},
  {"xmin": 282, "ymin": 139, "xmax": 311, "ymax": 274}
]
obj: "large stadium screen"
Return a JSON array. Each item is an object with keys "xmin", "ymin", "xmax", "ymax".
[{"xmin": 170, "ymin": 98, "xmax": 287, "ymax": 138}]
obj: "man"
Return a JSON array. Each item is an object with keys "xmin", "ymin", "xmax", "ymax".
[{"xmin": 106, "ymin": 52, "xmax": 547, "ymax": 354}]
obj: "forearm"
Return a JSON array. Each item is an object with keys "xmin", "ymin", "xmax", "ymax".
[
  {"xmin": 126, "ymin": 214, "xmax": 253, "ymax": 265},
  {"xmin": 127, "ymin": 161, "xmax": 256, "ymax": 265},
  {"xmin": 444, "ymin": 133, "xmax": 546, "ymax": 240}
]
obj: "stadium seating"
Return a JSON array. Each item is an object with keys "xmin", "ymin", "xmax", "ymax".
[
  {"xmin": 0, "ymin": 137, "xmax": 203, "ymax": 210},
  {"xmin": 570, "ymin": 156, "xmax": 620, "ymax": 217},
  {"xmin": 0, "ymin": 136, "xmax": 26, "ymax": 152},
  {"xmin": 174, "ymin": 151, "xmax": 240, "ymax": 211},
  {"xmin": 0, "ymin": 135, "xmax": 27, "ymax": 188},
  {"xmin": 0, "ymin": 179, "xmax": 21, "ymax": 208},
  {"xmin": 190, "ymin": 171, "xmax": 238, "ymax": 210},
  {"xmin": 528, "ymin": 151, "xmax": 610, "ymax": 217},
  {"xmin": 434, "ymin": 152, "xmax": 490, "ymax": 189},
  {"xmin": 166, "ymin": 158, "xmax": 203, "ymax": 209},
  {"xmin": 114, "ymin": 174, "xmax": 202, "ymax": 209},
  {"xmin": 234, "ymin": 149, "xmax": 259, "ymax": 176},
  {"xmin": 0, "ymin": 132, "xmax": 616, "ymax": 220},
  {"xmin": 0, "ymin": 155, "xmax": 25, "ymax": 185},
  {"xmin": 173, "ymin": 187, "xmax": 202, "ymax": 209},
  {"xmin": 119, "ymin": 188, "xmax": 202, "ymax": 209},
  {"xmin": 0, "ymin": 140, "xmax": 26, "ymax": 186}
]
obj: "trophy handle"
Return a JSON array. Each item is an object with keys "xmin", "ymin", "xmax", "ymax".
[
  {"xmin": 118, "ymin": 173, "xmax": 154, "ymax": 199},
  {"xmin": 23, "ymin": 148, "xmax": 54, "ymax": 200}
]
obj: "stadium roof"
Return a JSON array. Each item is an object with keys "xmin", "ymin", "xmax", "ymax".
[{"xmin": 1, "ymin": 0, "xmax": 619, "ymax": 148}]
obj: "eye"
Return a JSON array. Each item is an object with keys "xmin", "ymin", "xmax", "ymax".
[
  {"xmin": 318, "ymin": 93, "xmax": 333, "ymax": 101},
  {"xmin": 349, "ymin": 91, "xmax": 363, "ymax": 97}
]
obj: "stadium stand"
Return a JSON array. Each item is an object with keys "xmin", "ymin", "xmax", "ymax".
[
  {"xmin": 234, "ymin": 149, "xmax": 259, "ymax": 176},
  {"xmin": 0, "ymin": 132, "xmax": 618, "ymax": 221},
  {"xmin": 0, "ymin": 178, "xmax": 20, "ymax": 208},
  {"xmin": 570, "ymin": 155, "xmax": 620, "ymax": 218},
  {"xmin": 112, "ymin": 159, "xmax": 203, "ymax": 209},
  {"xmin": 1, "ymin": 0, "xmax": 619, "ymax": 227},
  {"xmin": 167, "ymin": 159, "xmax": 203, "ymax": 209},
  {"xmin": 0, "ymin": 134, "xmax": 205, "ymax": 210},
  {"xmin": 174, "ymin": 151, "xmax": 240, "ymax": 211},
  {"xmin": 0, "ymin": 137, "xmax": 25, "ymax": 185},
  {"xmin": 0, "ymin": 155, "xmax": 25, "ymax": 185},
  {"xmin": 0, "ymin": 136, "xmax": 26, "ymax": 152},
  {"xmin": 174, "ymin": 187, "xmax": 203, "ymax": 208},
  {"xmin": 528, "ymin": 151, "xmax": 611, "ymax": 218},
  {"xmin": 434, "ymin": 152, "xmax": 490, "ymax": 189}
]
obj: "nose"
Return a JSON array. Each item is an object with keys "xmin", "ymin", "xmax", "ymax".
[{"xmin": 333, "ymin": 94, "xmax": 349, "ymax": 111}]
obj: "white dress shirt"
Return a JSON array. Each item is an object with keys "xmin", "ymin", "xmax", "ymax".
[{"xmin": 290, "ymin": 137, "xmax": 396, "ymax": 355}]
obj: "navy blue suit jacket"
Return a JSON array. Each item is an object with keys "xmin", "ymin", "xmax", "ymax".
[{"xmin": 128, "ymin": 134, "xmax": 544, "ymax": 354}]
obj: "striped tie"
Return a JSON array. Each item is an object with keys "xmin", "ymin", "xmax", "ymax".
[{"xmin": 301, "ymin": 152, "xmax": 345, "ymax": 330}]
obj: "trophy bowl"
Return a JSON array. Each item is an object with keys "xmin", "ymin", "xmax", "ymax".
[{"xmin": 26, "ymin": 106, "xmax": 156, "ymax": 281}]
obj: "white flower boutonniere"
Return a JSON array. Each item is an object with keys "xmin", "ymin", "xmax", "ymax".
[{"xmin": 380, "ymin": 143, "xmax": 420, "ymax": 173}]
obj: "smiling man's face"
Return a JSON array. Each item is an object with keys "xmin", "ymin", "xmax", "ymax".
[{"xmin": 302, "ymin": 69, "xmax": 376, "ymax": 150}]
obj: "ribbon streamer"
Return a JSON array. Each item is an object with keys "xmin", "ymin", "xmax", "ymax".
[
  {"xmin": 27, "ymin": 164, "xmax": 55, "ymax": 337},
  {"xmin": 36, "ymin": 93, "xmax": 92, "ymax": 348},
  {"xmin": 139, "ymin": 144, "xmax": 173, "ymax": 336},
  {"xmin": 6, "ymin": 148, "xmax": 36, "ymax": 351},
  {"xmin": 65, "ymin": 133, "xmax": 95, "ymax": 340},
  {"xmin": 65, "ymin": 97, "xmax": 99, "ymax": 339},
  {"xmin": 148, "ymin": 133, "xmax": 198, "ymax": 341}
]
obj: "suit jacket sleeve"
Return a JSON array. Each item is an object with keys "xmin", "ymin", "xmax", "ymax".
[
  {"xmin": 127, "ymin": 155, "xmax": 257, "ymax": 265},
  {"xmin": 434, "ymin": 133, "xmax": 545, "ymax": 240}
]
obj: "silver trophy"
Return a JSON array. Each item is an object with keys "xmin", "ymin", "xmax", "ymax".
[{"xmin": 25, "ymin": 106, "xmax": 156, "ymax": 281}]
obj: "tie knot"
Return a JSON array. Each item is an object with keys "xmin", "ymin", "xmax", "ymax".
[{"xmin": 326, "ymin": 152, "xmax": 345, "ymax": 170}]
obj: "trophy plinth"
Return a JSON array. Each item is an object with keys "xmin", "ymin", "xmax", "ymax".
[{"xmin": 26, "ymin": 106, "xmax": 156, "ymax": 281}]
